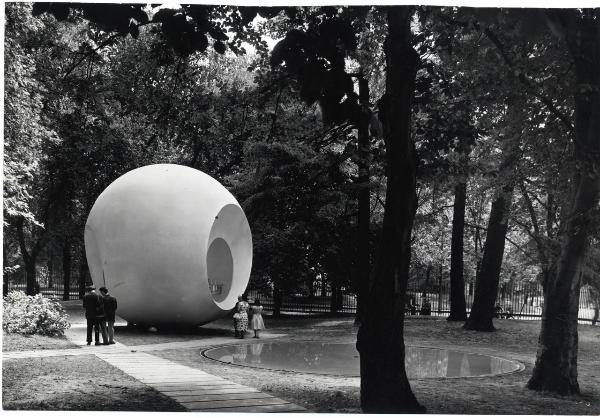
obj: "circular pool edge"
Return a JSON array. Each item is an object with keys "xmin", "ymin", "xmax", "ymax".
[{"xmin": 201, "ymin": 341, "xmax": 526, "ymax": 379}]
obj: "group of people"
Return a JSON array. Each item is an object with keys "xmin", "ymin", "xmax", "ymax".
[
  {"xmin": 84, "ymin": 286, "xmax": 262, "ymax": 343},
  {"xmin": 233, "ymin": 295, "xmax": 265, "ymax": 339},
  {"xmin": 83, "ymin": 285, "xmax": 118, "ymax": 346}
]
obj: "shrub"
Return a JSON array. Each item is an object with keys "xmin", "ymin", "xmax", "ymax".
[{"xmin": 3, "ymin": 291, "xmax": 70, "ymax": 336}]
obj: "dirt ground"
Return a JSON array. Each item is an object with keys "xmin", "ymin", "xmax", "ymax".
[{"xmin": 2, "ymin": 313, "xmax": 599, "ymax": 413}]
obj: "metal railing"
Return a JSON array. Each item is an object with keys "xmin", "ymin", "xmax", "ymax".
[
  {"xmin": 5, "ymin": 272, "xmax": 599, "ymax": 324},
  {"xmin": 245, "ymin": 280, "xmax": 599, "ymax": 324}
]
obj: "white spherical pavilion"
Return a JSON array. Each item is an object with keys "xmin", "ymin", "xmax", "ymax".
[{"xmin": 84, "ymin": 164, "xmax": 252, "ymax": 325}]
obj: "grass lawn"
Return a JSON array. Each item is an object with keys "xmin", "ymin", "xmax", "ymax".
[
  {"xmin": 2, "ymin": 331, "xmax": 79, "ymax": 352},
  {"xmin": 2, "ymin": 354, "xmax": 185, "ymax": 411}
]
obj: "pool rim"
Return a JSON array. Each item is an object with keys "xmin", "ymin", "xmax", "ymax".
[{"xmin": 200, "ymin": 340, "xmax": 526, "ymax": 379}]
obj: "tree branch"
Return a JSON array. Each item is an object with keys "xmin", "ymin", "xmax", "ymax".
[
  {"xmin": 63, "ymin": 23, "xmax": 152, "ymax": 79},
  {"xmin": 464, "ymin": 221, "xmax": 538, "ymax": 262},
  {"xmin": 519, "ymin": 182, "xmax": 541, "ymax": 237},
  {"xmin": 267, "ymin": 84, "xmax": 284, "ymax": 143},
  {"xmin": 441, "ymin": 15, "xmax": 574, "ymax": 133},
  {"xmin": 480, "ymin": 26, "xmax": 574, "ymax": 134},
  {"xmin": 15, "ymin": 217, "xmax": 31, "ymax": 264}
]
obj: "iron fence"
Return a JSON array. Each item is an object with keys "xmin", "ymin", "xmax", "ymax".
[
  {"xmin": 3, "ymin": 269, "xmax": 84, "ymax": 300},
  {"xmin": 245, "ymin": 288, "xmax": 357, "ymax": 315},
  {"xmin": 4, "ymin": 269, "xmax": 599, "ymax": 324},
  {"xmin": 246, "ymin": 279, "xmax": 599, "ymax": 324}
]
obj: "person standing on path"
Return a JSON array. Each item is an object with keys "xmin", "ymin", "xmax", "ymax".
[
  {"xmin": 99, "ymin": 286, "xmax": 117, "ymax": 344},
  {"xmin": 82, "ymin": 285, "xmax": 109, "ymax": 345},
  {"xmin": 234, "ymin": 295, "xmax": 249, "ymax": 339},
  {"xmin": 233, "ymin": 295, "xmax": 243, "ymax": 338},
  {"xmin": 249, "ymin": 299, "xmax": 265, "ymax": 338}
]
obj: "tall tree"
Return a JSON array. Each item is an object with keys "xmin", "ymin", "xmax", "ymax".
[
  {"xmin": 527, "ymin": 9, "xmax": 600, "ymax": 396},
  {"xmin": 410, "ymin": 14, "xmax": 479, "ymax": 320},
  {"xmin": 267, "ymin": 7, "xmax": 375, "ymax": 322},
  {"xmin": 354, "ymin": 75, "xmax": 372, "ymax": 325},
  {"xmin": 356, "ymin": 7, "xmax": 424, "ymax": 412},
  {"xmin": 4, "ymin": 3, "xmax": 61, "ymax": 294},
  {"xmin": 464, "ymin": 134, "xmax": 521, "ymax": 331},
  {"xmin": 448, "ymin": 170, "xmax": 468, "ymax": 321}
]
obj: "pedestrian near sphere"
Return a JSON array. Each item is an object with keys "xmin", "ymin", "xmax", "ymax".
[
  {"xmin": 249, "ymin": 299, "xmax": 265, "ymax": 338},
  {"xmin": 233, "ymin": 295, "xmax": 249, "ymax": 338},
  {"xmin": 99, "ymin": 286, "xmax": 117, "ymax": 344},
  {"xmin": 82, "ymin": 285, "xmax": 108, "ymax": 345}
]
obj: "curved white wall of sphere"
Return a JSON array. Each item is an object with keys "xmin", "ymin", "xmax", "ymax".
[{"xmin": 84, "ymin": 164, "xmax": 252, "ymax": 325}]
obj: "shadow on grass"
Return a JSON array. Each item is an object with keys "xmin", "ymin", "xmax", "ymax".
[{"xmin": 3, "ymin": 386, "xmax": 185, "ymax": 411}]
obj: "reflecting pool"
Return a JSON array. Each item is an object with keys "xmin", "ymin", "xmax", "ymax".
[{"xmin": 202, "ymin": 342, "xmax": 523, "ymax": 378}]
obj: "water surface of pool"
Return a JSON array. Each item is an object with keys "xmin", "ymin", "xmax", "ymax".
[{"xmin": 202, "ymin": 342, "xmax": 523, "ymax": 378}]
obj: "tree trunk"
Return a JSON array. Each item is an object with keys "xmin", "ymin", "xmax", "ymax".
[
  {"xmin": 437, "ymin": 206, "xmax": 444, "ymax": 314},
  {"xmin": 527, "ymin": 173, "xmax": 597, "ymax": 394},
  {"xmin": 273, "ymin": 282, "xmax": 283, "ymax": 318},
  {"xmin": 424, "ymin": 263, "xmax": 432, "ymax": 293},
  {"xmin": 47, "ymin": 247, "xmax": 54, "ymax": 289},
  {"xmin": 62, "ymin": 238, "xmax": 72, "ymax": 301},
  {"xmin": 546, "ymin": 190, "xmax": 556, "ymax": 239},
  {"xmin": 78, "ymin": 244, "xmax": 87, "ymax": 299},
  {"xmin": 3, "ymin": 245, "xmax": 10, "ymax": 296},
  {"xmin": 437, "ymin": 264, "xmax": 443, "ymax": 314},
  {"xmin": 15, "ymin": 217, "xmax": 41, "ymax": 295},
  {"xmin": 448, "ymin": 180, "xmax": 468, "ymax": 321},
  {"xmin": 464, "ymin": 136, "xmax": 519, "ymax": 331},
  {"xmin": 25, "ymin": 262, "xmax": 38, "ymax": 295},
  {"xmin": 356, "ymin": 7, "xmax": 424, "ymax": 413},
  {"xmin": 2, "ymin": 249, "xmax": 7, "ymax": 296},
  {"xmin": 355, "ymin": 75, "xmax": 371, "ymax": 326},
  {"xmin": 330, "ymin": 279, "xmax": 339, "ymax": 314},
  {"xmin": 463, "ymin": 183, "xmax": 513, "ymax": 331},
  {"xmin": 527, "ymin": 13, "xmax": 600, "ymax": 395}
]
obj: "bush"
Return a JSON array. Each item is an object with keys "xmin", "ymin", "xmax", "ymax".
[{"xmin": 3, "ymin": 291, "xmax": 70, "ymax": 336}]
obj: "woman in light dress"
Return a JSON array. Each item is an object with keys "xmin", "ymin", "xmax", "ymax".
[{"xmin": 249, "ymin": 299, "xmax": 265, "ymax": 338}]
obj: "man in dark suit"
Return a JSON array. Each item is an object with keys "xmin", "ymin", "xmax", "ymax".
[
  {"xmin": 99, "ymin": 286, "xmax": 117, "ymax": 344},
  {"xmin": 82, "ymin": 285, "xmax": 108, "ymax": 345}
]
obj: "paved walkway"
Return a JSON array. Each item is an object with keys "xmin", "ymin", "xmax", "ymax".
[
  {"xmin": 95, "ymin": 351, "xmax": 305, "ymax": 412},
  {"xmin": 4, "ymin": 307, "xmax": 305, "ymax": 413}
]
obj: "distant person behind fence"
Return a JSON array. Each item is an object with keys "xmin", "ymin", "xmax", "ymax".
[
  {"xmin": 82, "ymin": 285, "xmax": 108, "ymax": 345},
  {"xmin": 99, "ymin": 286, "xmax": 117, "ymax": 344}
]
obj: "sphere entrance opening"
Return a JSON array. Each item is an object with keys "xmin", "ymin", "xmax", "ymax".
[{"xmin": 207, "ymin": 238, "xmax": 233, "ymax": 303}]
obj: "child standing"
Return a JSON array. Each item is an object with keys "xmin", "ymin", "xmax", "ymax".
[{"xmin": 249, "ymin": 299, "xmax": 265, "ymax": 338}]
